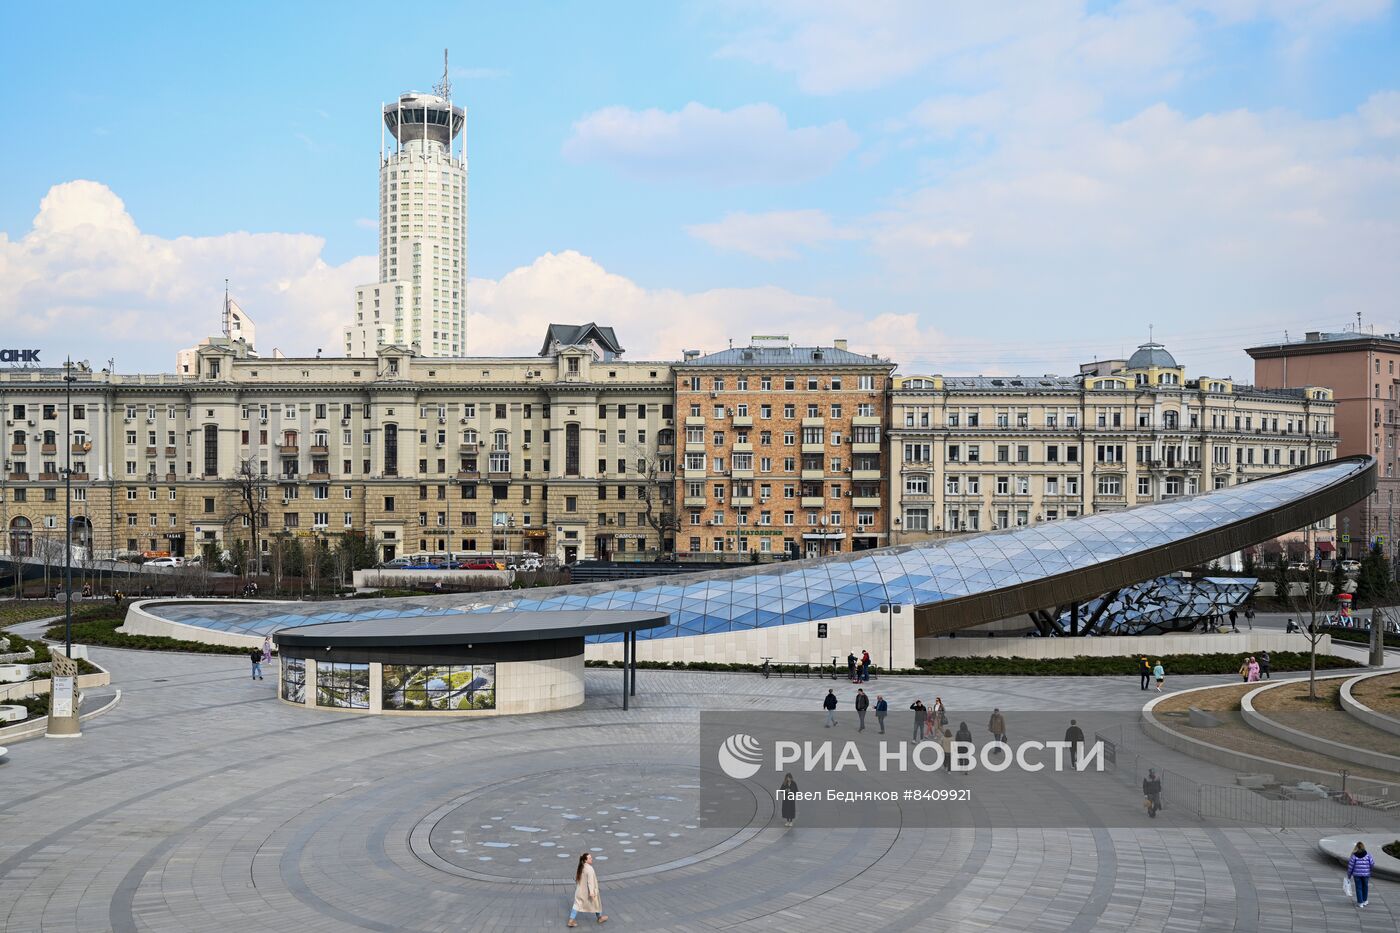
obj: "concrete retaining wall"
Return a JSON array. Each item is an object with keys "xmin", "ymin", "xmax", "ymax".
[
  {"xmin": 585, "ymin": 607, "xmax": 916, "ymax": 670},
  {"xmin": 917, "ymin": 631, "xmax": 1327, "ymax": 660},
  {"xmin": 351, "ymin": 568, "xmax": 510, "ymax": 591},
  {"xmin": 1141, "ymin": 679, "xmax": 1400, "ymax": 793},
  {"xmin": 1240, "ymin": 678, "xmax": 1400, "ymax": 773},
  {"xmin": 1339, "ymin": 670, "xmax": 1400, "ymax": 739}
]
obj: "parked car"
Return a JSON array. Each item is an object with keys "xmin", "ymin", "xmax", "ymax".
[
  {"xmin": 512, "ymin": 556, "xmax": 544, "ymax": 572},
  {"xmin": 1340, "ymin": 559, "xmax": 1362, "ymax": 574},
  {"xmin": 145, "ymin": 556, "xmax": 183, "ymax": 568},
  {"xmin": 461, "ymin": 561, "xmax": 500, "ymax": 571}
]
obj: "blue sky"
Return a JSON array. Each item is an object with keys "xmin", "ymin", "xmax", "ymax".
[{"xmin": 1, "ymin": 1, "xmax": 1397, "ymax": 376}]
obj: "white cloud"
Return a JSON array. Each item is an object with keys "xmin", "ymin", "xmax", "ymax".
[
  {"xmin": 563, "ymin": 102, "xmax": 857, "ymax": 184},
  {"xmin": 466, "ymin": 249, "xmax": 937, "ymax": 360},
  {"xmin": 685, "ymin": 209, "xmax": 857, "ymax": 260},
  {"xmin": 0, "ymin": 181, "xmax": 373, "ymax": 367}
]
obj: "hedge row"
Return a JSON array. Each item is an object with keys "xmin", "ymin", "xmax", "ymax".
[
  {"xmin": 586, "ymin": 651, "xmax": 1357, "ymax": 677},
  {"xmin": 1321, "ymin": 625, "xmax": 1400, "ymax": 648},
  {"xmin": 1, "ymin": 630, "xmax": 100, "ymax": 674}
]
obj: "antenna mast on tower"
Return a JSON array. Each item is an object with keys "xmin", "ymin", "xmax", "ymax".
[{"xmin": 434, "ymin": 48, "xmax": 451, "ymax": 99}]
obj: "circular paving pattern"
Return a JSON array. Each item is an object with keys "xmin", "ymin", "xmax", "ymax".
[{"xmin": 416, "ymin": 763, "xmax": 762, "ymax": 881}]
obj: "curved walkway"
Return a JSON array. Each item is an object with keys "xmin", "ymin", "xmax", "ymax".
[{"xmin": 0, "ymin": 647, "xmax": 1393, "ymax": 931}]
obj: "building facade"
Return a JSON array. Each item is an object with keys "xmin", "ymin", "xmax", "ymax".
[
  {"xmin": 1249, "ymin": 330, "xmax": 1400, "ymax": 560},
  {"xmin": 343, "ymin": 73, "xmax": 468, "ymax": 358},
  {"xmin": 673, "ymin": 339, "xmax": 894, "ymax": 559},
  {"xmin": 1, "ymin": 326, "xmax": 672, "ymax": 567},
  {"xmin": 890, "ymin": 342, "xmax": 1339, "ymax": 558}
]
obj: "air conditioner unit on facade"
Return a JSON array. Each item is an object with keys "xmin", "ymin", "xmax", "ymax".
[{"xmin": 341, "ymin": 419, "xmax": 350, "ymax": 426}]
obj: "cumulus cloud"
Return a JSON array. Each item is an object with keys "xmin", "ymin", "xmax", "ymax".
[
  {"xmin": 685, "ymin": 209, "xmax": 858, "ymax": 260},
  {"xmin": 0, "ymin": 180, "xmax": 373, "ymax": 368},
  {"xmin": 466, "ymin": 249, "xmax": 936, "ymax": 361},
  {"xmin": 563, "ymin": 102, "xmax": 857, "ymax": 184}
]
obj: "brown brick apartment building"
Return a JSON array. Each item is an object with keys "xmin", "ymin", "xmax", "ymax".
[
  {"xmin": 674, "ymin": 339, "xmax": 895, "ymax": 559},
  {"xmin": 1248, "ymin": 330, "xmax": 1400, "ymax": 560}
]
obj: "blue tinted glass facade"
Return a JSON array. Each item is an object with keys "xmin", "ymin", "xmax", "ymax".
[{"xmin": 151, "ymin": 459, "xmax": 1364, "ymax": 640}]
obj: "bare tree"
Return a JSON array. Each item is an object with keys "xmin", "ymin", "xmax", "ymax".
[
  {"xmin": 222, "ymin": 459, "xmax": 269, "ymax": 578},
  {"xmin": 1287, "ymin": 558, "xmax": 1333, "ymax": 700},
  {"xmin": 631, "ymin": 446, "xmax": 678, "ymax": 558}
]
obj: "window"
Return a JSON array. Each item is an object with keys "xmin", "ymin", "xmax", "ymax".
[
  {"xmin": 1097, "ymin": 475, "xmax": 1123, "ymax": 496},
  {"xmin": 202, "ymin": 425, "xmax": 218, "ymax": 476},
  {"xmin": 904, "ymin": 508, "xmax": 930, "ymax": 531},
  {"xmin": 316, "ymin": 662, "xmax": 369, "ymax": 709},
  {"xmin": 381, "ymin": 664, "xmax": 495, "ymax": 710},
  {"xmin": 906, "ymin": 474, "xmax": 929, "ymax": 495}
]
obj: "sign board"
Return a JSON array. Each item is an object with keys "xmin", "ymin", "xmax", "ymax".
[
  {"xmin": 51, "ymin": 675, "xmax": 75, "ymax": 718},
  {"xmin": 1341, "ymin": 534, "xmax": 1351, "ymax": 544},
  {"xmin": 816, "ymin": 623, "xmax": 828, "ymax": 639}
]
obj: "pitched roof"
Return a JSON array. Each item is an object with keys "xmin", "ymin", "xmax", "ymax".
[{"xmin": 540, "ymin": 323, "xmax": 624, "ymax": 357}]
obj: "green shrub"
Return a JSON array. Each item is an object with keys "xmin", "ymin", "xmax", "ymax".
[
  {"xmin": 1321, "ymin": 625, "xmax": 1400, "ymax": 648},
  {"xmin": 43, "ymin": 608, "xmax": 246, "ymax": 655}
]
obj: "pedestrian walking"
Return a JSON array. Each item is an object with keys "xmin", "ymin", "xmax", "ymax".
[
  {"xmin": 1238, "ymin": 656, "xmax": 1251, "ymax": 683},
  {"xmin": 855, "ymin": 688, "xmax": 869, "ymax": 731},
  {"xmin": 931, "ymin": 697, "xmax": 947, "ymax": 734},
  {"xmin": 779, "ymin": 773, "xmax": 798, "ymax": 828},
  {"xmin": 261, "ymin": 635, "xmax": 273, "ymax": 663},
  {"xmin": 249, "ymin": 645, "xmax": 264, "ymax": 680},
  {"xmin": 1258, "ymin": 650, "xmax": 1271, "ymax": 680},
  {"xmin": 1245, "ymin": 606, "xmax": 1255, "ymax": 629},
  {"xmin": 988, "ymin": 708, "xmax": 1007, "ymax": 744},
  {"xmin": 1139, "ymin": 656, "xmax": 1152, "ymax": 691},
  {"xmin": 1228, "ymin": 608, "xmax": 1238, "ymax": 632},
  {"xmin": 568, "ymin": 853, "xmax": 607, "ymax": 926},
  {"xmin": 1065, "ymin": 719, "xmax": 1085, "ymax": 769},
  {"xmin": 823, "ymin": 688, "xmax": 838, "ymax": 728},
  {"xmin": 1153, "ymin": 660, "xmax": 1165, "ymax": 692},
  {"xmin": 1247, "ymin": 656, "xmax": 1260, "ymax": 682},
  {"xmin": 847, "ymin": 652, "xmax": 858, "ymax": 682},
  {"xmin": 909, "ymin": 699, "xmax": 927, "ymax": 741},
  {"xmin": 955, "ymin": 720, "xmax": 973, "ymax": 748},
  {"xmin": 874, "ymin": 695, "xmax": 888, "ymax": 734},
  {"xmin": 1142, "ymin": 769, "xmax": 1162, "ymax": 818},
  {"xmin": 1347, "ymin": 841, "xmax": 1374, "ymax": 908}
]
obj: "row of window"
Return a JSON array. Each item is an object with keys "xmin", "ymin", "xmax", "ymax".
[{"xmin": 684, "ymin": 375, "xmax": 880, "ymax": 392}]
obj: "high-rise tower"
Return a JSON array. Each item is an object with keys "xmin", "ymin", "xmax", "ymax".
[{"xmin": 344, "ymin": 52, "xmax": 468, "ymax": 357}]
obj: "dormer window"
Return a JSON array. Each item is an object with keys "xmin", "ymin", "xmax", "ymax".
[{"xmin": 567, "ymin": 357, "xmax": 580, "ymax": 375}]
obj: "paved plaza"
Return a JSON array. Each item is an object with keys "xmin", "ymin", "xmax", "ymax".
[{"xmin": 0, "ymin": 637, "xmax": 1395, "ymax": 932}]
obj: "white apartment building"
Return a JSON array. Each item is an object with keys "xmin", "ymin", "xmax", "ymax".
[{"xmin": 344, "ymin": 69, "xmax": 468, "ymax": 358}]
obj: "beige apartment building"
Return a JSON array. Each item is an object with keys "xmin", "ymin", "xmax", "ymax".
[
  {"xmin": 889, "ymin": 343, "xmax": 1339, "ymax": 557},
  {"xmin": 674, "ymin": 339, "xmax": 895, "ymax": 559},
  {"xmin": 0, "ymin": 324, "xmax": 674, "ymax": 566}
]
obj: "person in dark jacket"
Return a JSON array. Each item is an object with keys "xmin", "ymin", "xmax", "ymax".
[
  {"xmin": 1142, "ymin": 769, "xmax": 1162, "ymax": 817},
  {"xmin": 909, "ymin": 699, "xmax": 927, "ymax": 741},
  {"xmin": 855, "ymin": 689, "xmax": 869, "ymax": 731},
  {"xmin": 988, "ymin": 708, "xmax": 1007, "ymax": 743},
  {"xmin": 779, "ymin": 773, "xmax": 799, "ymax": 828},
  {"xmin": 1228, "ymin": 608, "xmax": 1238, "ymax": 631},
  {"xmin": 1348, "ymin": 841, "xmax": 1374, "ymax": 907},
  {"xmin": 1258, "ymin": 650, "xmax": 1271, "ymax": 680},
  {"xmin": 249, "ymin": 645, "xmax": 264, "ymax": 680},
  {"xmin": 1064, "ymin": 719, "xmax": 1085, "ymax": 769},
  {"xmin": 847, "ymin": 652, "xmax": 858, "ymax": 682},
  {"xmin": 823, "ymin": 689, "xmax": 838, "ymax": 728},
  {"xmin": 1139, "ymin": 656, "xmax": 1152, "ymax": 691},
  {"xmin": 955, "ymin": 721, "xmax": 973, "ymax": 746},
  {"xmin": 874, "ymin": 695, "xmax": 888, "ymax": 733}
]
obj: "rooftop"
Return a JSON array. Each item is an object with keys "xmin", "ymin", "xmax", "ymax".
[{"xmin": 682, "ymin": 345, "xmax": 889, "ymax": 367}]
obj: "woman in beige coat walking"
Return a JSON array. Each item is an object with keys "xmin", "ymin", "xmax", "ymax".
[{"xmin": 568, "ymin": 852, "xmax": 607, "ymax": 927}]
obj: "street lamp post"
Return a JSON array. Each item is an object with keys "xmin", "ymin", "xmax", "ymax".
[{"xmin": 62, "ymin": 358, "xmax": 75, "ymax": 658}]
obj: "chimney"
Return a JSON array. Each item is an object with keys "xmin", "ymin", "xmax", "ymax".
[{"xmin": 833, "ymin": 339, "xmax": 848, "ymax": 351}]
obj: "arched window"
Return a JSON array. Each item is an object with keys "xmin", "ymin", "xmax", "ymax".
[
  {"xmin": 9, "ymin": 516, "xmax": 32, "ymax": 558},
  {"xmin": 1163, "ymin": 411, "xmax": 1179, "ymax": 429}
]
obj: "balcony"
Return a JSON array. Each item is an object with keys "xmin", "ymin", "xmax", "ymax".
[
  {"xmin": 7, "ymin": 472, "xmax": 26, "ymax": 481},
  {"xmin": 683, "ymin": 496, "xmax": 707, "ymax": 508},
  {"xmin": 9, "ymin": 444, "xmax": 24, "ymax": 454},
  {"xmin": 41, "ymin": 444, "xmax": 57, "ymax": 454},
  {"xmin": 852, "ymin": 469, "xmax": 882, "ymax": 481},
  {"xmin": 685, "ymin": 416, "xmax": 705, "ymax": 427},
  {"xmin": 165, "ymin": 446, "xmax": 177, "ymax": 457},
  {"xmin": 73, "ymin": 443, "xmax": 90, "ymax": 454},
  {"xmin": 310, "ymin": 444, "xmax": 329, "ymax": 455},
  {"xmin": 145, "ymin": 447, "xmax": 157, "ymax": 457},
  {"xmin": 731, "ymin": 467, "xmax": 754, "ymax": 480},
  {"xmin": 70, "ymin": 472, "xmax": 89, "ymax": 481},
  {"xmin": 801, "ymin": 416, "xmax": 825, "ymax": 428},
  {"xmin": 733, "ymin": 441, "xmax": 753, "ymax": 453},
  {"xmin": 685, "ymin": 440, "xmax": 706, "ymax": 453},
  {"xmin": 801, "ymin": 442, "xmax": 825, "ymax": 454},
  {"xmin": 852, "ymin": 442, "xmax": 881, "ymax": 454},
  {"xmin": 39, "ymin": 472, "xmax": 59, "ymax": 481},
  {"xmin": 308, "ymin": 472, "xmax": 331, "ymax": 481},
  {"xmin": 801, "ymin": 496, "xmax": 825, "ymax": 508},
  {"xmin": 732, "ymin": 415, "xmax": 753, "ymax": 428},
  {"xmin": 853, "ymin": 496, "xmax": 882, "ymax": 509},
  {"xmin": 800, "ymin": 468, "xmax": 825, "ymax": 481},
  {"xmin": 279, "ymin": 444, "xmax": 299, "ymax": 454},
  {"xmin": 852, "ymin": 415, "xmax": 881, "ymax": 427},
  {"xmin": 683, "ymin": 467, "xmax": 707, "ymax": 481},
  {"xmin": 456, "ymin": 469, "xmax": 480, "ymax": 480},
  {"xmin": 732, "ymin": 496, "xmax": 754, "ymax": 508}
]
